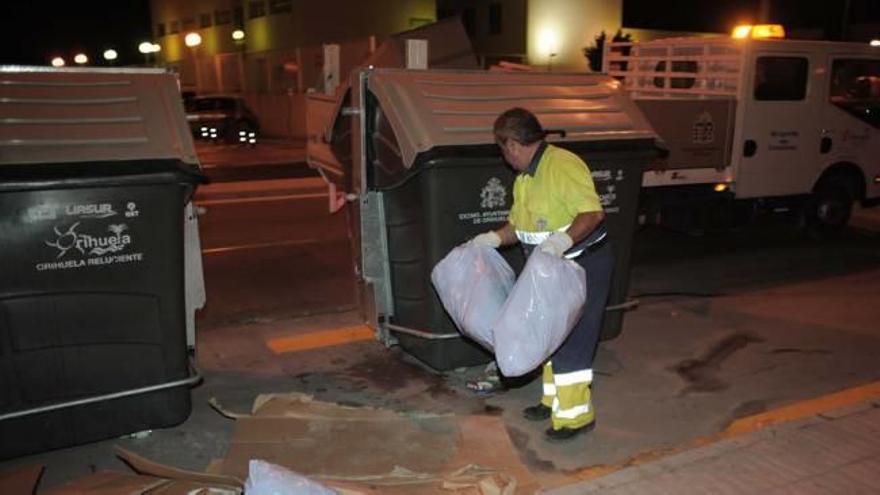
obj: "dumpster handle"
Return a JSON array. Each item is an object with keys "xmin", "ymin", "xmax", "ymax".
[
  {"xmin": 385, "ymin": 323, "xmax": 461, "ymax": 340},
  {"xmin": 0, "ymin": 359, "xmax": 202, "ymax": 422}
]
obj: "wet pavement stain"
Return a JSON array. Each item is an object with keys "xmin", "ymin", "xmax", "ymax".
[
  {"xmin": 483, "ymin": 404, "xmax": 504, "ymax": 416},
  {"xmin": 342, "ymin": 353, "xmax": 428, "ymax": 391},
  {"xmin": 672, "ymin": 332, "xmax": 764, "ymax": 394},
  {"xmin": 424, "ymin": 379, "xmax": 458, "ymax": 399},
  {"xmin": 505, "ymin": 425, "xmax": 557, "ymax": 472}
]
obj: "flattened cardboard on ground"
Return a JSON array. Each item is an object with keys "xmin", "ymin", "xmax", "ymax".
[
  {"xmin": 0, "ymin": 464, "xmax": 43, "ymax": 495},
  {"xmin": 213, "ymin": 393, "xmax": 540, "ymax": 494},
  {"xmin": 40, "ymin": 448, "xmax": 243, "ymax": 495}
]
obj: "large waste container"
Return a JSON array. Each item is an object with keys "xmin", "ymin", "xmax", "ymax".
[
  {"xmin": 0, "ymin": 66, "xmax": 204, "ymax": 458},
  {"xmin": 346, "ymin": 69, "xmax": 657, "ymax": 371}
]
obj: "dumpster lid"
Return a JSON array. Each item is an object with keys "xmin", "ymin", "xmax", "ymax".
[
  {"xmin": 366, "ymin": 68, "xmax": 657, "ymax": 170},
  {"xmin": 0, "ymin": 66, "xmax": 199, "ymax": 167}
]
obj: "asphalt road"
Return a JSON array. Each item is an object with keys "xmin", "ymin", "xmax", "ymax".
[{"xmin": 193, "ymin": 171, "xmax": 354, "ymax": 329}]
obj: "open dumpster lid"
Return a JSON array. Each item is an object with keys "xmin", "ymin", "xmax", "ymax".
[
  {"xmin": 366, "ymin": 68, "xmax": 657, "ymax": 170},
  {"xmin": 0, "ymin": 66, "xmax": 199, "ymax": 167}
]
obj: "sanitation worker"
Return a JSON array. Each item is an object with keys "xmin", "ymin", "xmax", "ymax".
[{"xmin": 471, "ymin": 107, "xmax": 614, "ymax": 441}]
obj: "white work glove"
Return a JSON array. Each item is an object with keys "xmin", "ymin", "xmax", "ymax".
[
  {"xmin": 539, "ymin": 232, "xmax": 573, "ymax": 258},
  {"xmin": 471, "ymin": 231, "xmax": 502, "ymax": 248}
]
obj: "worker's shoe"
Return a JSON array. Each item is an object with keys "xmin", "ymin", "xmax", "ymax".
[
  {"xmin": 522, "ymin": 403, "xmax": 552, "ymax": 421},
  {"xmin": 545, "ymin": 421, "xmax": 595, "ymax": 442}
]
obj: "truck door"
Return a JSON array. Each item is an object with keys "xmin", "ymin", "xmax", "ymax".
[
  {"xmin": 735, "ymin": 50, "xmax": 822, "ymax": 198},
  {"xmin": 822, "ymin": 56, "xmax": 880, "ymax": 202}
]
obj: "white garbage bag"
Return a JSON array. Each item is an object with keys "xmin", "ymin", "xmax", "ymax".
[
  {"xmin": 494, "ymin": 251, "xmax": 587, "ymax": 377},
  {"xmin": 431, "ymin": 243, "xmax": 516, "ymax": 350},
  {"xmin": 244, "ymin": 459, "xmax": 337, "ymax": 495}
]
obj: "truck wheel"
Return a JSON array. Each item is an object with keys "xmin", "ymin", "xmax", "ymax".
[{"xmin": 806, "ymin": 179, "xmax": 854, "ymax": 239}]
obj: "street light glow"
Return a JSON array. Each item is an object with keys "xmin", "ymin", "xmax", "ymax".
[
  {"xmin": 74, "ymin": 53, "xmax": 88, "ymax": 65},
  {"xmin": 139, "ymin": 41, "xmax": 153, "ymax": 54},
  {"xmin": 871, "ymin": 40, "xmax": 880, "ymax": 47},
  {"xmin": 103, "ymin": 49, "xmax": 118, "ymax": 61},
  {"xmin": 151, "ymin": 43, "xmax": 161, "ymax": 52},
  {"xmin": 185, "ymin": 32, "xmax": 203, "ymax": 47},
  {"xmin": 232, "ymin": 29, "xmax": 246, "ymax": 41},
  {"xmin": 537, "ymin": 27, "xmax": 559, "ymax": 57},
  {"xmin": 50, "ymin": 57, "xmax": 65, "ymax": 67}
]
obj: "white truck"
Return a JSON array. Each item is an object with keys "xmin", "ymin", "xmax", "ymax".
[{"xmin": 604, "ymin": 33, "xmax": 880, "ymax": 235}]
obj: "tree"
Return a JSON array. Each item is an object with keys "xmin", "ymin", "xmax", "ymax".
[{"xmin": 583, "ymin": 29, "xmax": 633, "ymax": 72}]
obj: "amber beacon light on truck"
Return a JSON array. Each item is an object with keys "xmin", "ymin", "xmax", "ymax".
[{"xmin": 731, "ymin": 24, "xmax": 786, "ymax": 39}]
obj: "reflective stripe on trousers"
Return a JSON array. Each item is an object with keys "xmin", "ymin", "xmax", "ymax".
[{"xmin": 541, "ymin": 361, "xmax": 595, "ymax": 429}]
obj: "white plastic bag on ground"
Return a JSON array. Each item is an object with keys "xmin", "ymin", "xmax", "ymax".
[
  {"xmin": 494, "ymin": 251, "xmax": 587, "ymax": 377},
  {"xmin": 431, "ymin": 243, "xmax": 516, "ymax": 350},
  {"xmin": 244, "ymin": 459, "xmax": 337, "ymax": 495}
]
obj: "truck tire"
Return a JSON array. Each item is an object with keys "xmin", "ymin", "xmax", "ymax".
[{"xmin": 806, "ymin": 178, "xmax": 854, "ymax": 239}]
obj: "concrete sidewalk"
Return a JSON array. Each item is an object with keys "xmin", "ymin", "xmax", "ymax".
[{"xmin": 546, "ymin": 394, "xmax": 880, "ymax": 494}]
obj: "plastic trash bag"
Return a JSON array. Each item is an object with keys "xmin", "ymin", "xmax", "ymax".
[
  {"xmin": 244, "ymin": 459, "xmax": 337, "ymax": 495},
  {"xmin": 431, "ymin": 242, "xmax": 516, "ymax": 350},
  {"xmin": 494, "ymin": 251, "xmax": 587, "ymax": 377}
]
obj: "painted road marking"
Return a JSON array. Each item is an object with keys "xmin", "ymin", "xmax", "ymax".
[
  {"xmin": 266, "ymin": 325, "xmax": 375, "ymax": 354},
  {"xmin": 196, "ymin": 192, "xmax": 328, "ymax": 206}
]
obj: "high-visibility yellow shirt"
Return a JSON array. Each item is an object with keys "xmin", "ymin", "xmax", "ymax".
[{"xmin": 508, "ymin": 143, "xmax": 602, "ymax": 237}]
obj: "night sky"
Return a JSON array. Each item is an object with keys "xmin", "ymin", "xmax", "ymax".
[
  {"xmin": 0, "ymin": 0, "xmax": 152, "ymax": 66},
  {"xmin": 0, "ymin": 0, "xmax": 877, "ymax": 67}
]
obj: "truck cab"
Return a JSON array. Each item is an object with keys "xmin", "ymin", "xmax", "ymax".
[{"xmin": 605, "ymin": 33, "xmax": 880, "ymax": 235}]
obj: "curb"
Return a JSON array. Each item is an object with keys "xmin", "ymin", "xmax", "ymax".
[{"xmin": 563, "ymin": 379, "xmax": 880, "ymax": 484}]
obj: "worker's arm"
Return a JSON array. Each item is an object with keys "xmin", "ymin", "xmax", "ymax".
[
  {"xmin": 493, "ymin": 222, "xmax": 518, "ymax": 246},
  {"xmin": 540, "ymin": 210, "xmax": 605, "ymax": 257},
  {"xmin": 471, "ymin": 222, "xmax": 518, "ymax": 248},
  {"xmin": 565, "ymin": 210, "xmax": 605, "ymax": 245}
]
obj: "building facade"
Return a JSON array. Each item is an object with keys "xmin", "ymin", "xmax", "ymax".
[
  {"xmin": 150, "ymin": 0, "xmax": 436, "ymax": 93},
  {"xmin": 438, "ymin": 0, "xmax": 623, "ymax": 71}
]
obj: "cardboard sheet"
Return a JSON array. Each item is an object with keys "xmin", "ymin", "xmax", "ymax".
[{"xmin": 214, "ymin": 393, "xmax": 539, "ymax": 494}]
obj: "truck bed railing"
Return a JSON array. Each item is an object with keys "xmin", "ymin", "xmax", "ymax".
[{"xmin": 604, "ymin": 38, "xmax": 743, "ymax": 99}]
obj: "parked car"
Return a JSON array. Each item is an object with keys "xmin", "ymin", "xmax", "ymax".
[{"xmin": 184, "ymin": 95, "xmax": 260, "ymax": 144}]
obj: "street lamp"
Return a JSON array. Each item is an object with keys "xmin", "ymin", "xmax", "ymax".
[
  {"xmin": 184, "ymin": 32, "xmax": 203, "ymax": 94},
  {"xmin": 103, "ymin": 49, "xmax": 118, "ymax": 63},
  {"xmin": 139, "ymin": 41, "xmax": 153, "ymax": 65},
  {"xmin": 232, "ymin": 29, "xmax": 247, "ymax": 92},
  {"xmin": 50, "ymin": 57, "xmax": 65, "ymax": 67},
  {"xmin": 138, "ymin": 42, "xmax": 160, "ymax": 65},
  {"xmin": 871, "ymin": 40, "xmax": 880, "ymax": 47},
  {"xmin": 74, "ymin": 53, "xmax": 88, "ymax": 65},
  {"xmin": 184, "ymin": 32, "xmax": 202, "ymax": 48}
]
